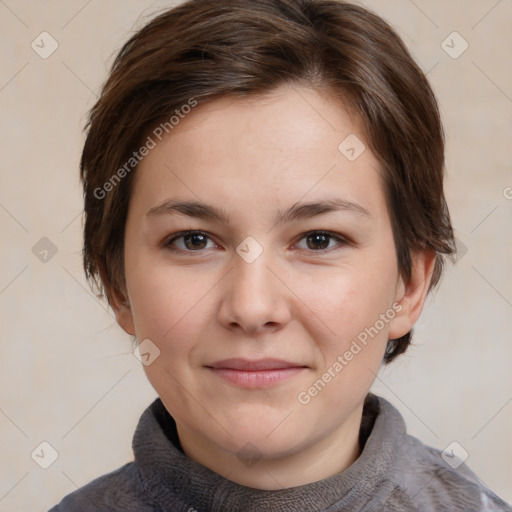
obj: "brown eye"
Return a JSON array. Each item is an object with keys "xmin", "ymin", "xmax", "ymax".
[
  {"xmin": 183, "ymin": 233, "xmax": 208, "ymax": 250},
  {"xmin": 166, "ymin": 231, "xmax": 215, "ymax": 252},
  {"xmin": 306, "ymin": 232, "xmax": 330, "ymax": 250},
  {"xmin": 295, "ymin": 231, "xmax": 347, "ymax": 251}
]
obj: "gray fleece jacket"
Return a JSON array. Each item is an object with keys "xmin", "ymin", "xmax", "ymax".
[{"xmin": 50, "ymin": 394, "xmax": 512, "ymax": 511}]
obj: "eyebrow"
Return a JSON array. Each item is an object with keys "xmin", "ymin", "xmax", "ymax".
[{"xmin": 146, "ymin": 198, "xmax": 372, "ymax": 225}]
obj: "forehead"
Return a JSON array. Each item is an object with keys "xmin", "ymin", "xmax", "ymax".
[
  {"xmin": 163, "ymin": 86, "xmax": 365, "ymax": 159},
  {"xmin": 130, "ymin": 85, "xmax": 387, "ymax": 223}
]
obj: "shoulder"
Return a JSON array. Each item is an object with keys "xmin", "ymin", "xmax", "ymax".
[
  {"xmin": 375, "ymin": 397, "xmax": 512, "ymax": 511},
  {"xmin": 400, "ymin": 436, "xmax": 510, "ymax": 510},
  {"xmin": 49, "ymin": 398, "xmax": 190, "ymax": 511},
  {"xmin": 48, "ymin": 462, "xmax": 156, "ymax": 512}
]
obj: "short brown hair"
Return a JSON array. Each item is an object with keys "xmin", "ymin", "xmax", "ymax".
[{"xmin": 81, "ymin": 0, "xmax": 456, "ymax": 363}]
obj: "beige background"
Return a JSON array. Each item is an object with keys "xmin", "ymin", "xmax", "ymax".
[{"xmin": 0, "ymin": 0, "xmax": 511, "ymax": 510}]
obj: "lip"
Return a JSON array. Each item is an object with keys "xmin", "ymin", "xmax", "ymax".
[
  {"xmin": 208, "ymin": 358, "xmax": 305, "ymax": 371},
  {"xmin": 206, "ymin": 358, "xmax": 308, "ymax": 388}
]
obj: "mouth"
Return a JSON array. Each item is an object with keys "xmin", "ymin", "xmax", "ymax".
[{"xmin": 205, "ymin": 358, "xmax": 308, "ymax": 388}]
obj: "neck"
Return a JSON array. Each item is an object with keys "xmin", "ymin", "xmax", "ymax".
[{"xmin": 176, "ymin": 403, "xmax": 364, "ymax": 490}]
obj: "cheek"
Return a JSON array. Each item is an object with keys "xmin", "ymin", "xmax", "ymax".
[
  {"xmin": 126, "ymin": 258, "xmax": 211, "ymax": 343},
  {"xmin": 297, "ymin": 272, "xmax": 393, "ymax": 411},
  {"xmin": 296, "ymin": 262, "xmax": 398, "ymax": 344}
]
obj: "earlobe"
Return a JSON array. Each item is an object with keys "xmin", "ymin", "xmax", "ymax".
[
  {"xmin": 108, "ymin": 286, "xmax": 136, "ymax": 336},
  {"xmin": 388, "ymin": 250, "xmax": 436, "ymax": 340}
]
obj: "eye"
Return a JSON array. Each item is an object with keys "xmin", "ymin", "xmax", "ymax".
[
  {"xmin": 165, "ymin": 231, "xmax": 217, "ymax": 252},
  {"xmin": 294, "ymin": 231, "xmax": 348, "ymax": 251}
]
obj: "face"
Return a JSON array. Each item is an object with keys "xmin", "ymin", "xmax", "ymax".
[{"xmin": 113, "ymin": 85, "xmax": 430, "ymax": 487}]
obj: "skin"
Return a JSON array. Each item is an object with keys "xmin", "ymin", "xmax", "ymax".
[{"xmin": 110, "ymin": 84, "xmax": 435, "ymax": 490}]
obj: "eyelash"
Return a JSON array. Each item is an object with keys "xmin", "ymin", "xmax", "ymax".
[{"xmin": 164, "ymin": 230, "xmax": 350, "ymax": 254}]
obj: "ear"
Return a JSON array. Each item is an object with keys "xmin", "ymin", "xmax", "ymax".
[
  {"xmin": 388, "ymin": 250, "xmax": 436, "ymax": 340},
  {"xmin": 107, "ymin": 285, "xmax": 136, "ymax": 336}
]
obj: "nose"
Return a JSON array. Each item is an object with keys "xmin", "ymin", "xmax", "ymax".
[{"xmin": 217, "ymin": 250, "xmax": 292, "ymax": 335}]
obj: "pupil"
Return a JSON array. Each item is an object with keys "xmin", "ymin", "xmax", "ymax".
[
  {"xmin": 185, "ymin": 234, "xmax": 207, "ymax": 249},
  {"xmin": 308, "ymin": 233, "xmax": 328, "ymax": 249}
]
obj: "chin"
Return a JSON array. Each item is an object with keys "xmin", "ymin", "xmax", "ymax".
[
  {"xmin": 224, "ymin": 431, "xmax": 308, "ymax": 461},
  {"xmin": 218, "ymin": 416, "xmax": 311, "ymax": 458}
]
